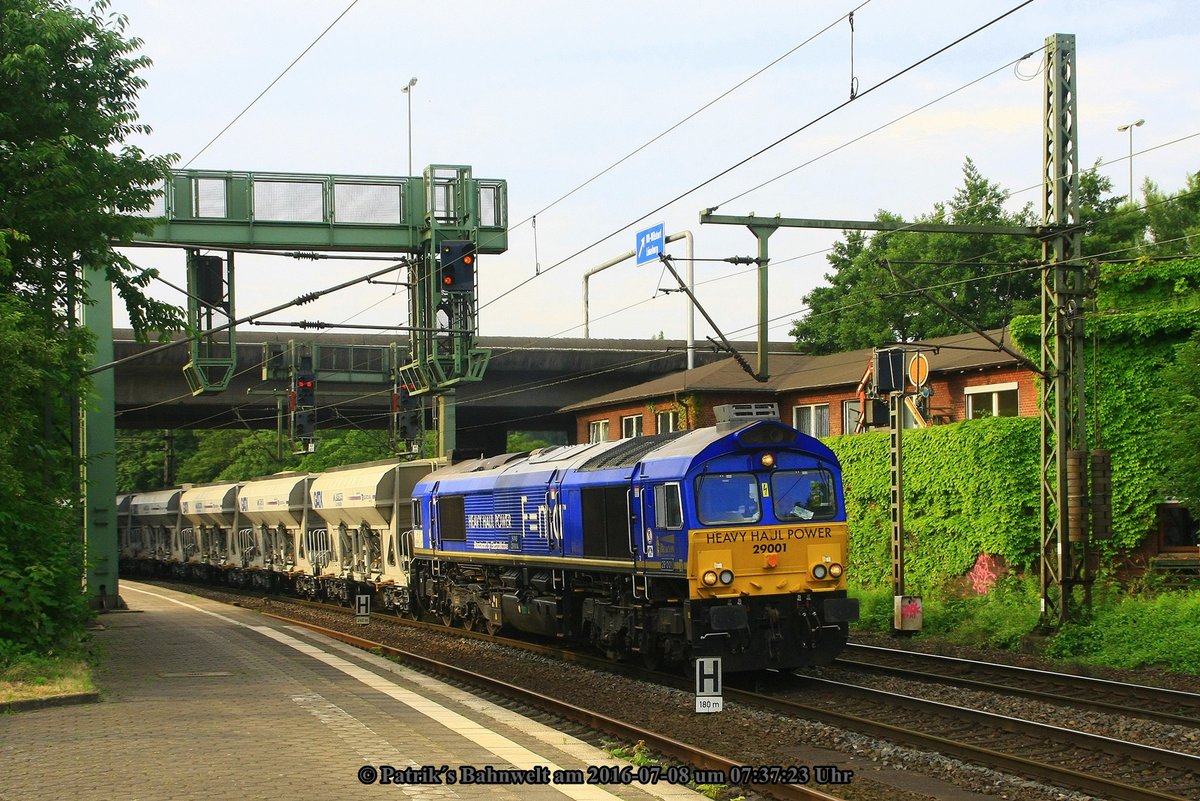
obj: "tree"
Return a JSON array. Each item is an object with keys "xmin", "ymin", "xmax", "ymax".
[
  {"xmin": 0, "ymin": 0, "xmax": 181, "ymax": 661},
  {"xmin": 1142, "ymin": 171, "xmax": 1200, "ymax": 257},
  {"xmin": 790, "ymin": 159, "xmax": 1040, "ymax": 354},
  {"xmin": 1079, "ymin": 162, "xmax": 1147, "ymax": 259},
  {"xmin": 1, "ymin": 0, "xmax": 182, "ymax": 335}
]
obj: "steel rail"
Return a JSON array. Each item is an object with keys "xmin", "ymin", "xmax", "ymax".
[
  {"xmin": 838, "ymin": 642, "xmax": 1200, "ymax": 728},
  {"xmin": 743, "ymin": 676, "xmax": 1198, "ymax": 801}
]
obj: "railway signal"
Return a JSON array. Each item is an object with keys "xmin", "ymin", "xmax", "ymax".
[
  {"xmin": 439, "ymin": 240, "xmax": 476, "ymax": 292},
  {"xmin": 294, "ymin": 373, "xmax": 316, "ymax": 407}
]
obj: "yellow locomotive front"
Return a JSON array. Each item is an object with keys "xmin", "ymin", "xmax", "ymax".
[{"xmin": 677, "ymin": 425, "xmax": 858, "ymax": 670}]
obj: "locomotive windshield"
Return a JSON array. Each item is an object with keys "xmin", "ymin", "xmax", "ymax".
[
  {"xmin": 696, "ymin": 473, "xmax": 760, "ymax": 525},
  {"xmin": 772, "ymin": 469, "xmax": 838, "ymax": 521}
]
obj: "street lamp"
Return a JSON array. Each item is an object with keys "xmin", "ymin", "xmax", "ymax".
[
  {"xmin": 402, "ymin": 77, "xmax": 418, "ymax": 177},
  {"xmin": 1116, "ymin": 118, "xmax": 1144, "ymax": 202}
]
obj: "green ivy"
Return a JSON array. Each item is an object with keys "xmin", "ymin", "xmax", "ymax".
[
  {"xmin": 839, "ymin": 259, "xmax": 1200, "ymax": 593},
  {"xmin": 829, "ymin": 418, "xmax": 1040, "ymax": 592}
]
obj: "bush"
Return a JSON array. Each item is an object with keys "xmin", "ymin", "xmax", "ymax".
[{"xmin": 1045, "ymin": 589, "xmax": 1200, "ymax": 674}]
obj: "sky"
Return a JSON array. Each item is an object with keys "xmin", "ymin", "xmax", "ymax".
[{"xmin": 105, "ymin": 0, "xmax": 1200, "ymax": 347}]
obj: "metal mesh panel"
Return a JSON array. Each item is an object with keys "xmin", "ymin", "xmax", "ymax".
[
  {"xmin": 195, "ymin": 178, "xmax": 226, "ymax": 218},
  {"xmin": 334, "ymin": 182, "xmax": 402, "ymax": 224},
  {"xmin": 136, "ymin": 189, "xmax": 167, "ymax": 218},
  {"xmin": 254, "ymin": 180, "xmax": 324, "ymax": 222},
  {"xmin": 479, "ymin": 184, "xmax": 498, "ymax": 227}
]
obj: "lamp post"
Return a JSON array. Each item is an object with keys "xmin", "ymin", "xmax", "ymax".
[
  {"xmin": 1116, "ymin": 118, "xmax": 1144, "ymax": 202},
  {"xmin": 402, "ymin": 77, "xmax": 418, "ymax": 176}
]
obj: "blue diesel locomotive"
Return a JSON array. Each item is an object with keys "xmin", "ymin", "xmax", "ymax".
[{"xmin": 409, "ymin": 404, "xmax": 859, "ymax": 671}]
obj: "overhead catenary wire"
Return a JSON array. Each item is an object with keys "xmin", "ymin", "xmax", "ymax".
[
  {"xmin": 479, "ymin": 0, "xmax": 1037, "ymax": 314},
  {"xmin": 181, "ymin": 0, "xmax": 361, "ymax": 168},
  {"xmin": 93, "ymin": 258, "xmax": 410, "ymax": 376},
  {"xmin": 480, "ymin": 0, "xmax": 875, "ymax": 255}
]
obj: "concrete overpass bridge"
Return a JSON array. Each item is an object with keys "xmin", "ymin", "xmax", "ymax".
[{"xmin": 112, "ymin": 329, "xmax": 755, "ymax": 453}]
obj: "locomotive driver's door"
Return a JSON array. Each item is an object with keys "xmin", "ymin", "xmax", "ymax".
[{"xmin": 641, "ymin": 480, "xmax": 683, "ymax": 573}]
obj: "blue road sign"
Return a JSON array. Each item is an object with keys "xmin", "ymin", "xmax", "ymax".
[{"xmin": 635, "ymin": 223, "xmax": 666, "ymax": 265}]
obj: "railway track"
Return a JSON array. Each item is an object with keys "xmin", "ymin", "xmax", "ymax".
[
  {"xmin": 836, "ymin": 642, "xmax": 1200, "ymax": 728},
  {"xmin": 186, "ymin": 584, "xmax": 1200, "ymax": 800},
  {"xmin": 759, "ymin": 675, "xmax": 1200, "ymax": 801}
]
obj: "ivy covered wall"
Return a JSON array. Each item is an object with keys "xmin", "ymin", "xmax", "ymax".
[
  {"xmin": 830, "ymin": 258, "xmax": 1200, "ymax": 592},
  {"xmin": 829, "ymin": 418, "xmax": 1040, "ymax": 592}
]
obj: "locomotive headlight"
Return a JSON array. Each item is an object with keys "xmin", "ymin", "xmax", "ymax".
[
  {"xmin": 719, "ymin": 569, "xmax": 735, "ymax": 585},
  {"xmin": 760, "ymin": 453, "xmax": 776, "ymax": 469},
  {"xmin": 702, "ymin": 570, "xmax": 719, "ymax": 587},
  {"xmin": 812, "ymin": 563, "xmax": 828, "ymax": 580},
  {"xmin": 829, "ymin": 563, "xmax": 844, "ymax": 578}
]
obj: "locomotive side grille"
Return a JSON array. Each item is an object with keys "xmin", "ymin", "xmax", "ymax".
[{"xmin": 578, "ymin": 431, "xmax": 687, "ymax": 471}]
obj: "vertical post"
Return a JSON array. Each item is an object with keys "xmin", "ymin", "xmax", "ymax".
[
  {"xmin": 439, "ymin": 389, "xmax": 456, "ymax": 459},
  {"xmin": 402, "ymin": 77, "xmax": 417, "ymax": 177},
  {"xmin": 82, "ymin": 266, "xmax": 120, "ymax": 610},
  {"xmin": 1040, "ymin": 33, "xmax": 1089, "ymax": 626},
  {"xmin": 889, "ymin": 391, "xmax": 904, "ymax": 598},
  {"xmin": 747, "ymin": 223, "xmax": 778, "ymax": 380}
]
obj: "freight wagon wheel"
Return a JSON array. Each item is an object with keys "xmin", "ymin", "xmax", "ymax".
[{"xmin": 484, "ymin": 620, "xmax": 502, "ymax": 637}]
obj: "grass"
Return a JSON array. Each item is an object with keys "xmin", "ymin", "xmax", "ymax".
[
  {"xmin": 0, "ymin": 652, "xmax": 95, "ymax": 705},
  {"xmin": 604, "ymin": 741, "xmax": 744, "ymax": 801},
  {"xmin": 849, "ymin": 579, "xmax": 1200, "ymax": 675}
]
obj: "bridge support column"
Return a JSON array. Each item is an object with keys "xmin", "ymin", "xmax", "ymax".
[{"xmin": 82, "ymin": 266, "xmax": 122, "ymax": 610}]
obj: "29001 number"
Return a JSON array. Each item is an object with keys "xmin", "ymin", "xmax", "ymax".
[{"xmin": 752, "ymin": 543, "xmax": 786, "ymax": 554}]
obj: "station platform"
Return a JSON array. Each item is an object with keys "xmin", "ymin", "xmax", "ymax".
[{"xmin": 0, "ymin": 581, "xmax": 703, "ymax": 801}]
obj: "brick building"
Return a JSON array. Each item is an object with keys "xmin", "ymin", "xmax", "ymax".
[{"xmin": 561, "ymin": 328, "xmax": 1039, "ymax": 442}]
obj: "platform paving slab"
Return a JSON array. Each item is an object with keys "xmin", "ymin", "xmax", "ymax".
[{"xmin": 0, "ymin": 582, "xmax": 703, "ymax": 801}]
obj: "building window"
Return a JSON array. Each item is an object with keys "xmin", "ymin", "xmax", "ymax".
[
  {"xmin": 656, "ymin": 409, "xmax": 679, "ymax": 434},
  {"xmin": 965, "ymin": 382, "xmax": 1019, "ymax": 419},
  {"xmin": 793, "ymin": 404, "xmax": 830, "ymax": 438},
  {"xmin": 842, "ymin": 400, "xmax": 862, "ymax": 434},
  {"xmin": 621, "ymin": 414, "xmax": 643, "ymax": 438},
  {"xmin": 588, "ymin": 419, "xmax": 609, "ymax": 443}
]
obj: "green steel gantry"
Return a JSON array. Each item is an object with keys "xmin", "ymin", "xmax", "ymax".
[{"xmin": 83, "ymin": 164, "xmax": 507, "ymax": 609}]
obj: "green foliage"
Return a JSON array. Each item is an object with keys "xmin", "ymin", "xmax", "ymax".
[
  {"xmin": 297, "ymin": 430, "xmax": 395, "ymax": 473},
  {"xmin": 0, "ymin": 295, "xmax": 92, "ymax": 658},
  {"xmin": 1045, "ymin": 589, "xmax": 1200, "ymax": 674},
  {"xmin": 1, "ymin": 0, "xmax": 184, "ymax": 659},
  {"xmin": 1155, "ymin": 332, "xmax": 1200, "ymax": 506},
  {"xmin": 829, "ymin": 417, "xmax": 1040, "ymax": 592},
  {"xmin": 921, "ymin": 576, "xmax": 1042, "ymax": 649},
  {"xmin": 506, "ymin": 430, "xmax": 566, "ymax": 452},
  {"xmin": 1013, "ymin": 258, "xmax": 1200, "ymax": 551},
  {"xmin": 130, "ymin": 428, "xmax": 406, "ymax": 487},
  {"xmin": 791, "ymin": 158, "xmax": 1040, "ymax": 354},
  {"xmin": 1, "ymin": 0, "xmax": 182, "ymax": 338},
  {"xmin": 1078, "ymin": 163, "xmax": 1147, "ymax": 259},
  {"xmin": 1142, "ymin": 171, "xmax": 1200, "ymax": 257},
  {"xmin": 851, "ymin": 577, "xmax": 1042, "ymax": 650}
]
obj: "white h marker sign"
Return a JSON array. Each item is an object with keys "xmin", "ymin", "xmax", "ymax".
[{"xmin": 694, "ymin": 657, "xmax": 723, "ymax": 713}]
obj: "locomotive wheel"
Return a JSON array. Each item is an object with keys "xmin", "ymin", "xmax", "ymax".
[{"xmin": 484, "ymin": 620, "xmax": 502, "ymax": 637}]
